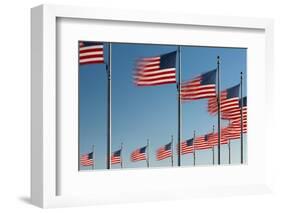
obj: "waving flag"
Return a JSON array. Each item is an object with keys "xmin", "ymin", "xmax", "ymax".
[
  {"xmin": 206, "ymin": 131, "xmax": 229, "ymax": 146},
  {"xmin": 204, "ymin": 133, "xmax": 217, "ymax": 146},
  {"xmin": 220, "ymin": 97, "xmax": 247, "ymax": 140},
  {"xmin": 228, "ymin": 120, "xmax": 247, "ymax": 134},
  {"xmin": 194, "ymin": 135, "xmax": 213, "ymax": 150},
  {"xmin": 181, "ymin": 69, "xmax": 217, "ymax": 100},
  {"xmin": 181, "ymin": 139, "xmax": 194, "ymax": 155},
  {"xmin": 156, "ymin": 143, "xmax": 172, "ymax": 160},
  {"xmin": 134, "ymin": 51, "xmax": 177, "ymax": 86},
  {"xmin": 208, "ymin": 84, "xmax": 240, "ymax": 114},
  {"xmin": 111, "ymin": 149, "xmax": 121, "ymax": 164},
  {"xmin": 131, "ymin": 146, "xmax": 147, "ymax": 162},
  {"xmin": 221, "ymin": 126, "xmax": 240, "ymax": 140},
  {"xmin": 220, "ymin": 124, "xmax": 245, "ymax": 141},
  {"xmin": 80, "ymin": 152, "xmax": 94, "ymax": 166},
  {"xmin": 222, "ymin": 96, "xmax": 247, "ymax": 122},
  {"xmin": 79, "ymin": 41, "xmax": 104, "ymax": 65}
]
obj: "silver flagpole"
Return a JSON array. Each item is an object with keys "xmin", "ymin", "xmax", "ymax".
[
  {"xmin": 171, "ymin": 135, "xmax": 174, "ymax": 167},
  {"xmin": 212, "ymin": 125, "xmax": 215, "ymax": 165},
  {"xmin": 240, "ymin": 72, "xmax": 244, "ymax": 164},
  {"xmin": 92, "ymin": 145, "xmax": 95, "ymax": 170},
  {"xmin": 120, "ymin": 142, "xmax": 123, "ymax": 169},
  {"xmin": 177, "ymin": 46, "xmax": 182, "ymax": 167},
  {"xmin": 146, "ymin": 139, "xmax": 150, "ymax": 168},
  {"xmin": 217, "ymin": 56, "xmax": 221, "ymax": 165},
  {"xmin": 106, "ymin": 43, "xmax": 112, "ymax": 170},
  {"xmin": 193, "ymin": 130, "xmax": 196, "ymax": 166}
]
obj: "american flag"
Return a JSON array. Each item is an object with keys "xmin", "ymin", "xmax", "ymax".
[
  {"xmin": 181, "ymin": 69, "xmax": 217, "ymax": 100},
  {"xmin": 227, "ymin": 120, "xmax": 248, "ymax": 134},
  {"xmin": 80, "ymin": 152, "xmax": 94, "ymax": 166},
  {"xmin": 206, "ymin": 131, "xmax": 229, "ymax": 146},
  {"xmin": 204, "ymin": 133, "xmax": 217, "ymax": 146},
  {"xmin": 194, "ymin": 135, "xmax": 213, "ymax": 150},
  {"xmin": 111, "ymin": 149, "xmax": 121, "ymax": 164},
  {"xmin": 134, "ymin": 51, "xmax": 177, "ymax": 86},
  {"xmin": 131, "ymin": 146, "xmax": 147, "ymax": 161},
  {"xmin": 79, "ymin": 41, "xmax": 104, "ymax": 65},
  {"xmin": 220, "ymin": 97, "xmax": 247, "ymax": 140},
  {"xmin": 156, "ymin": 143, "xmax": 172, "ymax": 160},
  {"xmin": 221, "ymin": 126, "xmax": 241, "ymax": 140},
  {"xmin": 222, "ymin": 97, "xmax": 247, "ymax": 122},
  {"xmin": 181, "ymin": 139, "xmax": 194, "ymax": 155},
  {"xmin": 208, "ymin": 84, "xmax": 240, "ymax": 115},
  {"xmin": 220, "ymin": 125, "xmax": 245, "ymax": 141}
]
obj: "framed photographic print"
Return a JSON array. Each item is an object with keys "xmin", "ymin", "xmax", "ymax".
[{"xmin": 31, "ymin": 4, "xmax": 274, "ymax": 208}]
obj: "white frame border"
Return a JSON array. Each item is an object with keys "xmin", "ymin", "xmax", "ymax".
[{"xmin": 31, "ymin": 4, "xmax": 274, "ymax": 208}]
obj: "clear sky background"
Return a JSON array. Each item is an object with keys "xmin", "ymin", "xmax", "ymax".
[{"xmin": 79, "ymin": 42, "xmax": 247, "ymax": 171}]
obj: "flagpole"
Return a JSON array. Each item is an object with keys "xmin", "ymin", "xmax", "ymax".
[
  {"xmin": 193, "ymin": 130, "xmax": 196, "ymax": 166},
  {"xmin": 92, "ymin": 144, "xmax": 95, "ymax": 170},
  {"xmin": 212, "ymin": 125, "xmax": 215, "ymax": 165},
  {"xmin": 106, "ymin": 43, "xmax": 112, "ymax": 170},
  {"xmin": 240, "ymin": 72, "xmax": 244, "ymax": 164},
  {"xmin": 177, "ymin": 46, "xmax": 182, "ymax": 167},
  {"xmin": 171, "ymin": 135, "xmax": 174, "ymax": 167},
  {"xmin": 217, "ymin": 56, "xmax": 221, "ymax": 165},
  {"xmin": 120, "ymin": 142, "xmax": 123, "ymax": 169},
  {"xmin": 147, "ymin": 139, "xmax": 150, "ymax": 168}
]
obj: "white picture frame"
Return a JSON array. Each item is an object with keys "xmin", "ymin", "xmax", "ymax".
[{"xmin": 31, "ymin": 4, "xmax": 274, "ymax": 208}]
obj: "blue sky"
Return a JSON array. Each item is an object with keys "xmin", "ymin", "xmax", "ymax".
[{"xmin": 79, "ymin": 42, "xmax": 247, "ymax": 170}]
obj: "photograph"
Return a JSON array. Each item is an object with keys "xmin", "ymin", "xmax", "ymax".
[{"xmin": 78, "ymin": 41, "xmax": 247, "ymax": 171}]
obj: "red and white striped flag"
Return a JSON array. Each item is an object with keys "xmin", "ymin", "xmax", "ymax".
[
  {"xmin": 181, "ymin": 69, "xmax": 217, "ymax": 101},
  {"xmin": 222, "ymin": 97, "xmax": 247, "ymax": 123},
  {"xmin": 206, "ymin": 131, "xmax": 229, "ymax": 146},
  {"xmin": 156, "ymin": 143, "xmax": 172, "ymax": 160},
  {"xmin": 194, "ymin": 135, "xmax": 213, "ymax": 150},
  {"xmin": 181, "ymin": 139, "xmax": 194, "ymax": 155},
  {"xmin": 80, "ymin": 152, "xmax": 94, "ymax": 166},
  {"xmin": 111, "ymin": 149, "xmax": 121, "ymax": 165},
  {"xmin": 131, "ymin": 146, "xmax": 147, "ymax": 162},
  {"xmin": 208, "ymin": 84, "xmax": 240, "ymax": 115},
  {"xmin": 221, "ymin": 126, "xmax": 241, "ymax": 140},
  {"xmin": 227, "ymin": 120, "xmax": 247, "ymax": 134},
  {"xmin": 222, "ymin": 107, "xmax": 247, "ymax": 122},
  {"xmin": 134, "ymin": 51, "xmax": 177, "ymax": 86},
  {"xmin": 79, "ymin": 41, "xmax": 104, "ymax": 65},
  {"xmin": 221, "ymin": 97, "xmax": 248, "ymax": 140}
]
